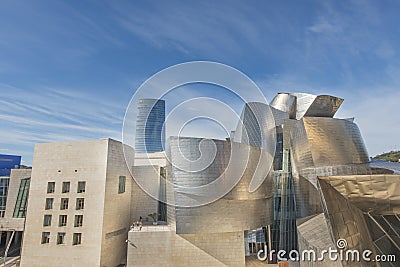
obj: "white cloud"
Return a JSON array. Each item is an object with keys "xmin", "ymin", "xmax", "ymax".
[{"xmin": 0, "ymin": 84, "xmax": 125, "ymax": 164}]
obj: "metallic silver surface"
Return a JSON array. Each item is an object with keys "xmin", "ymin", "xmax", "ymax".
[
  {"xmin": 290, "ymin": 93, "xmax": 343, "ymax": 119},
  {"xmin": 270, "ymin": 93, "xmax": 296, "ymax": 119},
  {"xmin": 297, "ymin": 213, "xmax": 340, "ymax": 267},
  {"xmin": 159, "ymin": 91, "xmax": 399, "ymax": 266},
  {"xmin": 234, "ymin": 102, "xmax": 276, "ymax": 151},
  {"xmin": 320, "ymin": 174, "xmax": 400, "ymax": 215},
  {"xmin": 319, "ymin": 179, "xmax": 377, "ymax": 267},
  {"xmin": 168, "ymin": 137, "xmax": 275, "ymax": 234},
  {"xmin": 290, "ymin": 117, "xmax": 369, "ymax": 172}
]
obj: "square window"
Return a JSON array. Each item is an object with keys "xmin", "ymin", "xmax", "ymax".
[
  {"xmin": 60, "ymin": 198, "xmax": 69, "ymax": 210},
  {"xmin": 74, "ymin": 215, "xmax": 83, "ymax": 227},
  {"xmin": 76, "ymin": 198, "xmax": 84, "ymax": 210},
  {"xmin": 59, "ymin": 215, "xmax": 67, "ymax": 227},
  {"xmin": 43, "ymin": 215, "xmax": 52, "ymax": 227},
  {"xmin": 41, "ymin": 232, "xmax": 50, "ymax": 244},
  {"xmin": 77, "ymin": 181, "xmax": 86, "ymax": 193},
  {"xmin": 47, "ymin": 182, "xmax": 55, "ymax": 193},
  {"xmin": 57, "ymin": 232, "xmax": 66, "ymax": 245},
  {"xmin": 45, "ymin": 198, "xmax": 54, "ymax": 210},
  {"xmin": 73, "ymin": 233, "xmax": 82, "ymax": 245},
  {"xmin": 62, "ymin": 182, "xmax": 70, "ymax": 193},
  {"xmin": 118, "ymin": 176, "xmax": 126, "ymax": 194}
]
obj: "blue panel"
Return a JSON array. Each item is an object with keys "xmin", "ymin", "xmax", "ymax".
[{"xmin": 0, "ymin": 154, "xmax": 21, "ymax": 176}]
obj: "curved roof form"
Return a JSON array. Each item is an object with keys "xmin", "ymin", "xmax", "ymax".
[
  {"xmin": 270, "ymin": 92, "xmax": 344, "ymax": 120},
  {"xmin": 270, "ymin": 93, "xmax": 296, "ymax": 119}
]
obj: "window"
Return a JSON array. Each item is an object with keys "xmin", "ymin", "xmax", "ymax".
[
  {"xmin": 47, "ymin": 182, "xmax": 55, "ymax": 193},
  {"xmin": 73, "ymin": 233, "xmax": 82, "ymax": 245},
  {"xmin": 60, "ymin": 198, "xmax": 69, "ymax": 210},
  {"xmin": 57, "ymin": 232, "xmax": 66, "ymax": 244},
  {"xmin": 43, "ymin": 215, "xmax": 52, "ymax": 226},
  {"xmin": 76, "ymin": 198, "xmax": 84, "ymax": 210},
  {"xmin": 0, "ymin": 178, "xmax": 9, "ymax": 218},
  {"xmin": 77, "ymin": 181, "xmax": 86, "ymax": 193},
  {"xmin": 41, "ymin": 232, "xmax": 50, "ymax": 244},
  {"xmin": 62, "ymin": 182, "xmax": 70, "ymax": 193},
  {"xmin": 118, "ymin": 176, "xmax": 126, "ymax": 194},
  {"xmin": 45, "ymin": 198, "xmax": 53, "ymax": 210},
  {"xmin": 59, "ymin": 215, "xmax": 67, "ymax": 227},
  {"xmin": 74, "ymin": 215, "xmax": 83, "ymax": 227},
  {"xmin": 13, "ymin": 178, "xmax": 30, "ymax": 218}
]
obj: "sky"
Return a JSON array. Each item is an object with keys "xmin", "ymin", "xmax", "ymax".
[{"xmin": 1, "ymin": 0, "xmax": 400, "ymax": 165}]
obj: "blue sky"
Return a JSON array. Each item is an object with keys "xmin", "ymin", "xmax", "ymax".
[{"xmin": 1, "ymin": 0, "xmax": 400, "ymax": 165}]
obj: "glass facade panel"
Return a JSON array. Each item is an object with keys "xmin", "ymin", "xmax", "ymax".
[
  {"xmin": 134, "ymin": 99, "xmax": 165, "ymax": 153},
  {"xmin": 118, "ymin": 176, "xmax": 126, "ymax": 194},
  {"xmin": 13, "ymin": 177, "xmax": 30, "ymax": 218},
  {"xmin": 0, "ymin": 178, "xmax": 9, "ymax": 217}
]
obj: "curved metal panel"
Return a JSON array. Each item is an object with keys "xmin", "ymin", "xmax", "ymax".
[
  {"xmin": 289, "ymin": 93, "xmax": 343, "ymax": 119},
  {"xmin": 168, "ymin": 137, "xmax": 275, "ymax": 234},
  {"xmin": 270, "ymin": 93, "xmax": 296, "ymax": 119},
  {"xmin": 319, "ymin": 174, "xmax": 400, "ymax": 215},
  {"xmin": 302, "ymin": 117, "xmax": 369, "ymax": 166},
  {"xmin": 234, "ymin": 102, "xmax": 276, "ymax": 150},
  {"xmin": 304, "ymin": 95, "xmax": 344, "ymax": 118}
]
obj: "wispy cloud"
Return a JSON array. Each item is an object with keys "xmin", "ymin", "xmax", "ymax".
[{"xmin": 0, "ymin": 84, "xmax": 126, "ymax": 164}]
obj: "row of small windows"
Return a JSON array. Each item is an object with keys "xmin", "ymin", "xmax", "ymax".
[
  {"xmin": 41, "ymin": 232, "xmax": 82, "ymax": 245},
  {"xmin": 47, "ymin": 181, "xmax": 86, "ymax": 194},
  {"xmin": 45, "ymin": 198, "xmax": 84, "ymax": 210},
  {"xmin": 43, "ymin": 214, "xmax": 83, "ymax": 227}
]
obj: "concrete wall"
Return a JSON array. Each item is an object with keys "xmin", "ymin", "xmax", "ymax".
[
  {"xmin": 0, "ymin": 169, "xmax": 31, "ymax": 231},
  {"xmin": 100, "ymin": 140, "xmax": 134, "ymax": 267},
  {"xmin": 20, "ymin": 139, "xmax": 129, "ymax": 267},
  {"xmin": 127, "ymin": 228, "xmax": 245, "ymax": 267},
  {"xmin": 131, "ymin": 165, "xmax": 160, "ymax": 223}
]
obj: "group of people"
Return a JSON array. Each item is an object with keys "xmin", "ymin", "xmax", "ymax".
[{"xmin": 130, "ymin": 216, "xmax": 143, "ymax": 231}]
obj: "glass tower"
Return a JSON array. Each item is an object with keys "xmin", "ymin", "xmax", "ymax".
[{"xmin": 135, "ymin": 99, "xmax": 165, "ymax": 153}]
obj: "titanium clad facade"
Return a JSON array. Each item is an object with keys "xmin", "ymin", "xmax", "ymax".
[
  {"xmin": 135, "ymin": 99, "xmax": 165, "ymax": 153},
  {"xmin": 303, "ymin": 95, "xmax": 344, "ymax": 118},
  {"xmin": 290, "ymin": 93, "xmax": 344, "ymax": 119},
  {"xmin": 290, "ymin": 117, "xmax": 369, "ymax": 170},
  {"xmin": 168, "ymin": 137, "xmax": 274, "ymax": 234},
  {"xmin": 319, "ymin": 174, "xmax": 400, "ymax": 215},
  {"xmin": 234, "ymin": 102, "xmax": 276, "ymax": 151},
  {"xmin": 106, "ymin": 92, "xmax": 400, "ymax": 266},
  {"xmin": 270, "ymin": 93, "xmax": 297, "ymax": 119},
  {"xmin": 365, "ymin": 214, "xmax": 400, "ymax": 264}
]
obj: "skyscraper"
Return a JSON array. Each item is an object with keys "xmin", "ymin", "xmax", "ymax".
[{"xmin": 135, "ymin": 99, "xmax": 165, "ymax": 153}]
